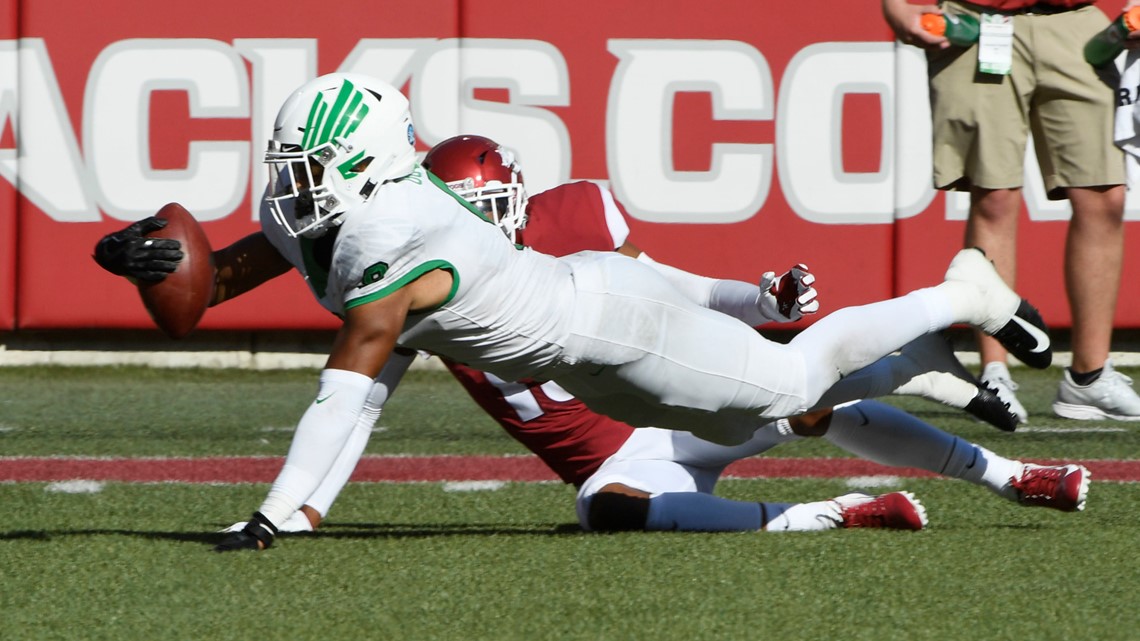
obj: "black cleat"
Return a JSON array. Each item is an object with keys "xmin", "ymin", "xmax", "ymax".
[
  {"xmin": 965, "ymin": 383, "xmax": 1019, "ymax": 432},
  {"xmin": 989, "ymin": 299, "xmax": 1052, "ymax": 369},
  {"xmin": 213, "ymin": 511, "xmax": 276, "ymax": 552},
  {"xmin": 213, "ymin": 530, "xmax": 265, "ymax": 552}
]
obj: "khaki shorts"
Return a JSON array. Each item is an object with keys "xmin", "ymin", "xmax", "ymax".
[{"xmin": 928, "ymin": 1, "xmax": 1124, "ymax": 198}]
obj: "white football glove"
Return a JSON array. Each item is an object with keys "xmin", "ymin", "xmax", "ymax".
[{"xmin": 758, "ymin": 264, "xmax": 819, "ymax": 322}]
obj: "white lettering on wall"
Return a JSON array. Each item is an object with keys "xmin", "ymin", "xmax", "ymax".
[
  {"xmin": 893, "ymin": 45, "xmax": 936, "ymax": 220},
  {"xmin": 2, "ymin": 39, "xmax": 96, "ymax": 221},
  {"xmin": 414, "ymin": 38, "xmax": 570, "ymax": 194},
  {"xmin": 85, "ymin": 39, "xmax": 249, "ymax": 221},
  {"xmin": 234, "ymin": 39, "xmax": 317, "ymax": 221},
  {"xmin": 5, "ymin": 36, "xmax": 1136, "ymax": 226},
  {"xmin": 607, "ymin": 39, "xmax": 773, "ymax": 224},
  {"xmin": 778, "ymin": 42, "xmax": 896, "ymax": 225}
]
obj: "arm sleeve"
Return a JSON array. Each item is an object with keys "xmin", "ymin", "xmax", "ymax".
[
  {"xmin": 302, "ymin": 350, "xmax": 416, "ymax": 516},
  {"xmin": 255, "ymin": 368, "xmax": 377, "ymax": 527},
  {"xmin": 636, "ymin": 252, "xmax": 768, "ymax": 326}
]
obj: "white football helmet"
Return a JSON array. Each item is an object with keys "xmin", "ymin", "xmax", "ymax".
[
  {"xmin": 265, "ymin": 73, "xmax": 417, "ymax": 238},
  {"xmin": 422, "ymin": 135, "xmax": 528, "ymax": 242}
]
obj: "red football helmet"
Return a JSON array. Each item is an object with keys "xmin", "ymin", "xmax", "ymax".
[{"xmin": 423, "ymin": 135, "xmax": 529, "ymax": 242}]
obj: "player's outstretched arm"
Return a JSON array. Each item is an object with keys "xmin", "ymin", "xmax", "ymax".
[
  {"xmin": 634, "ymin": 251, "xmax": 819, "ymax": 324},
  {"xmin": 215, "ymin": 272, "xmax": 449, "ymax": 552},
  {"xmin": 220, "ymin": 349, "xmax": 417, "ymax": 535},
  {"xmin": 95, "ymin": 220, "xmax": 290, "ymax": 306},
  {"xmin": 209, "ymin": 232, "xmax": 292, "ymax": 306}
]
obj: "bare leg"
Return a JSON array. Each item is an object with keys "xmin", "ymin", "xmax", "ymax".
[
  {"xmin": 965, "ymin": 186, "xmax": 1021, "ymax": 367},
  {"xmin": 1065, "ymin": 185, "xmax": 1125, "ymax": 373}
]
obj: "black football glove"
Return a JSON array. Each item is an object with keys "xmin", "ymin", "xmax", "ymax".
[
  {"xmin": 92, "ymin": 216, "xmax": 184, "ymax": 283},
  {"xmin": 213, "ymin": 512, "xmax": 277, "ymax": 552}
]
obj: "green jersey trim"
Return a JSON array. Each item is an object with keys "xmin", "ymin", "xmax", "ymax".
[
  {"xmin": 425, "ymin": 170, "xmax": 493, "ymax": 223},
  {"xmin": 425, "ymin": 169, "xmax": 523, "ymax": 248},
  {"xmin": 344, "ymin": 259, "xmax": 459, "ymax": 310}
]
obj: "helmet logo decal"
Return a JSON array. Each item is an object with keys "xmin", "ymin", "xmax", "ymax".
[
  {"xmin": 337, "ymin": 150, "xmax": 367, "ymax": 180},
  {"xmin": 302, "ymin": 79, "xmax": 370, "ymax": 149}
]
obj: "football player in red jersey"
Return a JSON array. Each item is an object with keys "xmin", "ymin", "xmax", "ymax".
[{"xmin": 222, "ymin": 135, "xmax": 1086, "ymax": 536}]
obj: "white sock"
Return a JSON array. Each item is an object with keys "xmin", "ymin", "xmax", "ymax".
[
  {"xmin": 910, "ymin": 286, "xmax": 958, "ymax": 331},
  {"xmin": 277, "ymin": 510, "xmax": 316, "ymax": 533},
  {"xmin": 893, "ymin": 370, "xmax": 977, "ymax": 408},
  {"xmin": 978, "ymin": 451, "xmax": 1023, "ymax": 501}
]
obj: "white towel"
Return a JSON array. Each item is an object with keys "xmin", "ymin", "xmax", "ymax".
[{"xmin": 1114, "ymin": 49, "xmax": 1140, "ymax": 187}]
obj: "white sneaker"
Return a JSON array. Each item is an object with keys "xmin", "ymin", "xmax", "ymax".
[
  {"xmin": 1053, "ymin": 359, "xmax": 1140, "ymax": 421},
  {"xmin": 981, "ymin": 362, "xmax": 1029, "ymax": 425},
  {"xmin": 943, "ymin": 249, "xmax": 1052, "ymax": 369}
]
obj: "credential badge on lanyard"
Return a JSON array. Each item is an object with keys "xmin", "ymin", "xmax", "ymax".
[{"xmin": 978, "ymin": 13, "xmax": 1014, "ymax": 75}]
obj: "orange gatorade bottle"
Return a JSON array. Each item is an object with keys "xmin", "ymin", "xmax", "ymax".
[{"xmin": 920, "ymin": 12, "xmax": 980, "ymax": 47}]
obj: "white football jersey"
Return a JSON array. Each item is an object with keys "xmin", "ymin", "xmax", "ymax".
[
  {"xmin": 261, "ymin": 165, "xmax": 577, "ymax": 380},
  {"xmin": 261, "ymin": 165, "xmax": 839, "ymax": 444}
]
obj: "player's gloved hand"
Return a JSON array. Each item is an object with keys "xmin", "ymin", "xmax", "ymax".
[
  {"xmin": 213, "ymin": 511, "xmax": 277, "ymax": 552},
  {"xmin": 758, "ymin": 264, "xmax": 819, "ymax": 322},
  {"xmin": 92, "ymin": 217, "xmax": 184, "ymax": 283},
  {"xmin": 220, "ymin": 510, "xmax": 314, "ymax": 534}
]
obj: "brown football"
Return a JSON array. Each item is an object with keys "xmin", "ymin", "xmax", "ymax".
[{"xmin": 137, "ymin": 203, "xmax": 215, "ymax": 339}]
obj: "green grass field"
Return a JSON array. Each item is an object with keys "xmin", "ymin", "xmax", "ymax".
[{"xmin": 2, "ymin": 365, "xmax": 1139, "ymax": 640}]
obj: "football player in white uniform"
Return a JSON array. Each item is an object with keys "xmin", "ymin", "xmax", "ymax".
[
  {"xmin": 221, "ymin": 135, "xmax": 1084, "ymax": 538},
  {"xmin": 96, "ymin": 74, "xmax": 1057, "ymax": 551}
]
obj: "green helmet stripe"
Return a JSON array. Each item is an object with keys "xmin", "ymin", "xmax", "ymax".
[
  {"xmin": 331, "ymin": 91, "xmax": 366, "ymax": 142},
  {"xmin": 301, "ymin": 79, "xmax": 372, "ymax": 151},
  {"xmin": 302, "ymin": 95, "xmax": 327, "ymax": 149},
  {"xmin": 337, "ymin": 150, "xmax": 367, "ymax": 179},
  {"xmin": 315, "ymin": 80, "xmax": 354, "ymax": 148},
  {"xmin": 346, "ymin": 101, "xmax": 368, "ymax": 138}
]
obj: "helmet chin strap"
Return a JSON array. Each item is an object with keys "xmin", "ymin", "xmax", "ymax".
[{"xmin": 360, "ymin": 179, "xmax": 378, "ymax": 200}]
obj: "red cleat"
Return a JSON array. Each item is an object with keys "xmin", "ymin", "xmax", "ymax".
[
  {"xmin": 1010, "ymin": 464, "xmax": 1090, "ymax": 512},
  {"xmin": 835, "ymin": 492, "xmax": 928, "ymax": 531}
]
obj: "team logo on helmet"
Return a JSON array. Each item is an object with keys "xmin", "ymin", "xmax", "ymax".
[
  {"xmin": 301, "ymin": 79, "xmax": 370, "ymax": 149},
  {"xmin": 266, "ymin": 73, "xmax": 418, "ymax": 238}
]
